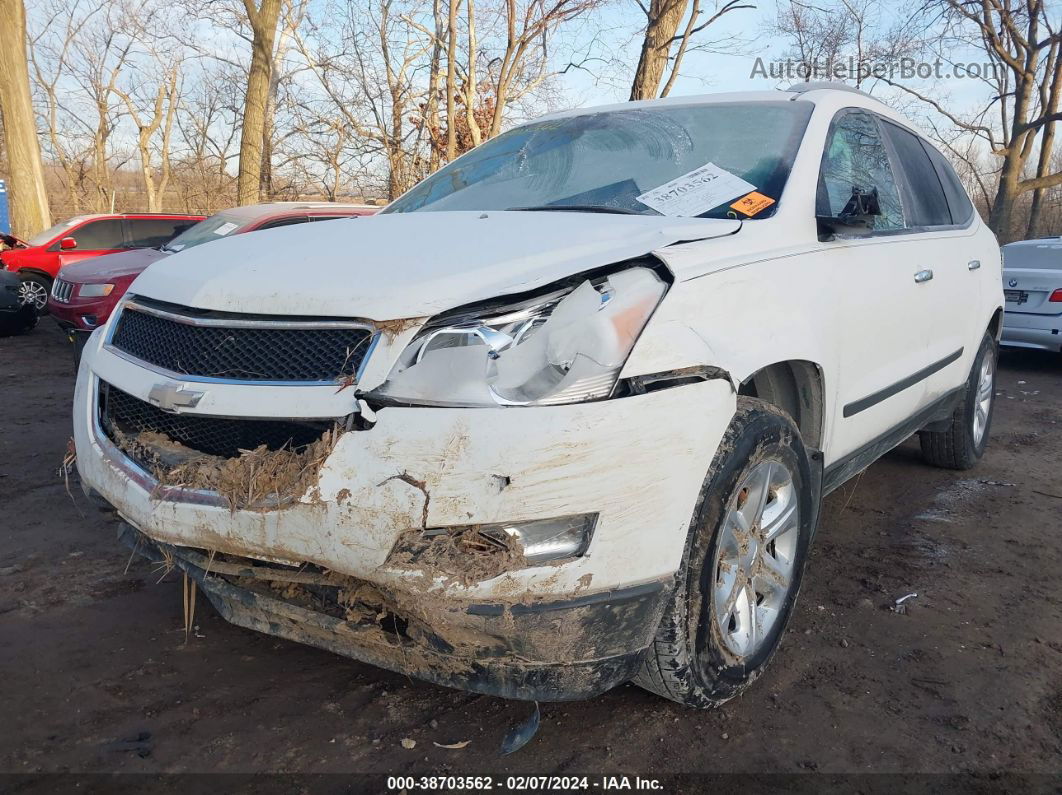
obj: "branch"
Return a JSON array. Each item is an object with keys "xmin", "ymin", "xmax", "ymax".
[{"xmin": 1018, "ymin": 171, "xmax": 1062, "ymax": 191}]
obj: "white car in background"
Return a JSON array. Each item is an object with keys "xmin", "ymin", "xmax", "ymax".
[
  {"xmin": 1001, "ymin": 237, "xmax": 1062, "ymax": 353},
  {"xmin": 73, "ymin": 84, "xmax": 1003, "ymax": 708}
]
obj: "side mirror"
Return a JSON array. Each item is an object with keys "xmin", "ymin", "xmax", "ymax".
[
  {"xmin": 839, "ymin": 187, "xmax": 881, "ymax": 220},
  {"xmin": 59, "ymin": 237, "xmax": 78, "ymax": 250},
  {"xmin": 816, "ymin": 186, "xmax": 882, "ymax": 240}
]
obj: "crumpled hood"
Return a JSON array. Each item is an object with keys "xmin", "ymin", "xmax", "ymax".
[
  {"xmin": 130, "ymin": 211, "xmax": 740, "ymax": 319},
  {"xmin": 60, "ymin": 247, "xmax": 169, "ymax": 282}
]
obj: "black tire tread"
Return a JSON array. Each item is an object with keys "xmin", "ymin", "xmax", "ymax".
[
  {"xmin": 918, "ymin": 410, "xmax": 973, "ymax": 469},
  {"xmin": 919, "ymin": 331, "xmax": 995, "ymax": 471}
]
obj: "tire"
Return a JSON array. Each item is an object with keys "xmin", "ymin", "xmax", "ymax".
[
  {"xmin": 0, "ymin": 306, "xmax": 38, "ymax": 337},
  {"xmin": 73, "ymin": 331, "xmax": 88, "ymax": 372},
  {"xmin": 17, "ymin": 273, "xmax": 51, "ymax": 314},
  {"xmin": 635, "ymin": 397, "xmax": 817, "ymax": 708},
  {"xmin": 918, "ymin": 331, "xmax": 997, "ymax": 470}
]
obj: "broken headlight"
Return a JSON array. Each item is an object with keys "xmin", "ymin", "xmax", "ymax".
[{"xmin": 372, "ymin": 266, "xmax": 667, "ymax": 407}]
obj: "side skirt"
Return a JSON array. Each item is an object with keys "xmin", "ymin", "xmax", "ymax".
[{"xmin": 822, "ymin": 387, "xmax": 964, "ymax": 496}]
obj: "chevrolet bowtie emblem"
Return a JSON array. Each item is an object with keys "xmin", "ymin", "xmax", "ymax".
[{"xmin": 147, "ymin": 382, "xmax": 205, "ymax": 413}]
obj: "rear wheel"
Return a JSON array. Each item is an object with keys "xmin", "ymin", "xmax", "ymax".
[
  {"xmin": 636, "ymin": 398, "xmax": 816, "ymax": 708},
  {"xmin": 919, "ymin": 331, "xmax": 997, "ymax": 470},
  {"xmin": 17, "ymin": 273, "xmax": 51, "ymax": 313}
]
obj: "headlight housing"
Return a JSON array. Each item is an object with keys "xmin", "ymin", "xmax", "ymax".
[
  {"xmin": 78, "ymin": 283, "xmax": 114, "ymax": 298},
  {"xmin": 371, "ymin": 265, "xmax": 667, "ymax": 407}
]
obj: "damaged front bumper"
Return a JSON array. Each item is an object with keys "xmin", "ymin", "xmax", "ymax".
[
  {"xmin": 75, "ymin": 330, "xmax": 736, "ymax": 700},
  {"xmin": 119, "ymin": 524, "xmax": 669, "ymax": 700}
]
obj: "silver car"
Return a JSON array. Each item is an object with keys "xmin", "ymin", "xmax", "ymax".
[{"xmin": 1001, "ymin": 237, "xmax": 1062, "ymax": 352}]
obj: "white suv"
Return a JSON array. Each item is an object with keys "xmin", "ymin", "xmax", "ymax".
[{"xmin": 73, "ymin": 84, "xmax": 1002, "ymax": 708}]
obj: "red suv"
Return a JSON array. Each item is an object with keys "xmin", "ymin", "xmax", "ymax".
[
  {"xmin": 49, "ymin": 203, "xmax": 376, "ymax": 363},
  {"xmin": 0, "ymin": 213, "xmax": 204, "ymax": 311}
]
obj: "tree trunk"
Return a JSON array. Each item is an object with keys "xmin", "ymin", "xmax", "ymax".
[
  {"xmin": 0, "ymin": 0, "xmax": 51, "ymax": 236},
  {"xmin": 463, "ymin": 0, "xmax": 482, "ymax": 148},
  {"xmin": 93, "ymin": 107, "xmax": 110, "ymax": 212},
  {"xmin": 236, "ymin": 0, "xmax": 282, "ymax": 206},
  {"xmin": 1027, "ymin": 44, "xmax": 1061, "ymax": 240},
  {"xmin": 1026, "ymin": 120, "xmax": 1057, "ymax": 239},
  {"xmin": 425, "ymin": 0, "xmax": 444, "ymax": 172},
  {"xmin": 988, "ymin": 153, "xmax": 1021, "ymax": 244},
  {"xmin": 445, "ymin": 0, "xmax": 460, "ymax": 160},
  {"xmin": 629, "ymin": 0, "xmax": 689, "ymax": 101}
]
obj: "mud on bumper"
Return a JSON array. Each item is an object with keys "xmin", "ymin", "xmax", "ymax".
[{"xmin": 119, "ymin": 524, "xmax": 671, "ymax": 701}]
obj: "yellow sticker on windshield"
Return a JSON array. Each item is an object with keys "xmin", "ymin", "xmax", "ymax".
[{"xmin": 730, "ymin": 192, "xmax": 775, "ymax": 217}]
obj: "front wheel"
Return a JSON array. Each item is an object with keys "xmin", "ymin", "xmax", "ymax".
[
  {"xmin": 17, "ymin": 273, "xmax": 51, "ymax": 313},
  {"xmin": 918, "ymin": 331, "xmax": 997, "ymax": 470},
  {"xmin": 0, "ymin": 306, "xmax": 38, "ymax": 337},
  {"xmin": 636, "ymin": 397, "xmax": 817, "ymax": 708}
]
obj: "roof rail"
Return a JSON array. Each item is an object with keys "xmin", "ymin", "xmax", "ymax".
[{"xmin": 787, "ymin": 81, "xmax": 875, "ymax": 99}]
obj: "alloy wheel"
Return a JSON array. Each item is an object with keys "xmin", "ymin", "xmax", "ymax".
[
  {"xmin": 972, "ymin": 346, "xmax": 995, "ymax": 446},
  {"xmin": 712, "ymin": 459, "xmax": 800, "ymax": 659},
  {"xmin": 18, "ymin": 280, "xmax": 48, "ymax": 311}
]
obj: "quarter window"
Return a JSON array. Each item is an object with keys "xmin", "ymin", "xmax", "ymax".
[
  {"xmin": 817, "ymin": 110, "xmax": 904, "ymax": 232},
  {"xmin": 880, "ymin": 121, "xmax": 951, "ymax": 227}
]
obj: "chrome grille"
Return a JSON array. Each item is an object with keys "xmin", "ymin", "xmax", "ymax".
[
  {"xmin": 98, "ymin": 380, "xmax": 332, "ymax": 463},
  {"xmin": 109, "ymin": 298, "xmax": 375, "ymax": 383},
  {"xmin": 51, "ymin": 279, "xmax": 74, "ymax": 303}
]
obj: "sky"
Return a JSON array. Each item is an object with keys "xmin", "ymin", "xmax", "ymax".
[{"xmin": 549, "ymin": 0, "xmax": 1001, "ymax": 140}]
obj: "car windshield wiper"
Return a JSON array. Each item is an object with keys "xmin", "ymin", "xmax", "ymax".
[{"xmin": 507, "ymin": 204, "xmax": 643, "ymax": 215}]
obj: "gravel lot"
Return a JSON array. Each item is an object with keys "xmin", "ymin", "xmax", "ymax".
[{"xmin": 1, "ymin": 322, "xmax": 1060, "ymax": 779}]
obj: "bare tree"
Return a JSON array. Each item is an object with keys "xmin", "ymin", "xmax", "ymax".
[
  {"xmin": 879, "ymin": 0, "xmax": 1062, "ymax": 241},
  {"xmin": 113, "ymin": 63, "xmax": 181, "ymax": 211},
  {"xmin": 1026, "ymin": 37, "xmax": 1060, "ymax": 237},
  {"xmin": 0, "ymin": 0, "xmax": 51, "ymax": 235},
  {"xmin": 630, "ymin": 0, "xmax": 751, "ymax": 100},
  {"xmin": 445, "ymin": 0, "xmax": 461, "ymax": 159},
  {"xmin": 236, "ymin": 0, "xmax": 283, "ymax": 204}
]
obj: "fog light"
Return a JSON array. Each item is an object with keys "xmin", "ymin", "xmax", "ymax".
[
  {"xmin": 477, "ymin": 514, "xmax": 597, "ymax": 563},
  {"xmin": 426, "ymin": 514, "xmax": 597, "ymax": 565}
]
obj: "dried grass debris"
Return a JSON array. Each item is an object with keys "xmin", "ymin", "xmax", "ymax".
[{"xmin": 112, "ymin": 426, "xmax": 341, "ymax": 512}]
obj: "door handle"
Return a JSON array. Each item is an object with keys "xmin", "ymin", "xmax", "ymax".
[
  {"xmin": 914, "ymin": 269, "xmax": 934, "ymax": 283},
  {"xmin": 968, "ymin": 260, "xmax": 981, "ymax": 270}
]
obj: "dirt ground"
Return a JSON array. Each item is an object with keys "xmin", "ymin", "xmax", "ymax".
[{"xmin": 1, "ymin": 322, "xmax": 1060, "ymax": 781}]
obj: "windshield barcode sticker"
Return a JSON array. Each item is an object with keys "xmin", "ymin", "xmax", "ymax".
[{"xmin": 636, "ymin": 162, "xmax": 756, "ymax": 217}]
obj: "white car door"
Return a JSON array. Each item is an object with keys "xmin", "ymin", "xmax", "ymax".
[
  {"xmin": 877, "ymin": 119, "xmax": 982, "ymax": 402},
  {"xmin": 816, "ymin": 109, "xmax": 939, "ymax": 463}
]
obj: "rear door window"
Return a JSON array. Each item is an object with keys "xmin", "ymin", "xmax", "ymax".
[
  {"xmin": 879, "ymin": 120, "xmax": 952, "ymax": 227},
  {"xmin": 126, "ymin": 218, "xmax": 197, "ymax": 248},
  {"xmin": 62, "ymin": 219, "xmax": 125, "ymax": 251},
  {"xmin": 921, "ymin": 142, "xmax": 975, "ymax": 225},
  {"xmin": 817, "ymin": 109, "xmax": 905, "ymax": 232}
]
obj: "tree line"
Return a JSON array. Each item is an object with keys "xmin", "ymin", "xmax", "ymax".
[{"xmin": 0, "ymin": 0, "xmax": 1058, "ymax": 242}]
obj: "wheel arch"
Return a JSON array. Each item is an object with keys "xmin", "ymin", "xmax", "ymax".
[
  {"xmin": 16, "ymin": 268, "xmax": 54, "ymax": 284},
  {"xmin": 738, "ymin": 359, "xmax": 826, "ymax": 450},
  {"xmin": 987, "ymin": 306, "xmax": 1003, "ymax": 341}
]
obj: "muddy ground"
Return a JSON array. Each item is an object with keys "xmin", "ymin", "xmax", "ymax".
[{"xmin": 1, "ymin": 323, "xmax": 1060, "ymax": 782}]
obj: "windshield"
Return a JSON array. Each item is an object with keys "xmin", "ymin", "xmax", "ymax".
[
  {"xmin": 27, "ymin": 217, "xmax": 88, "ymax": 246},
  {"xmin": 162, "ymin": 212, "xmax": 248, "ymax": 252},
  {"xmin": 385, "ymin": 101, "xmax": 813, "ymax": 218}
]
